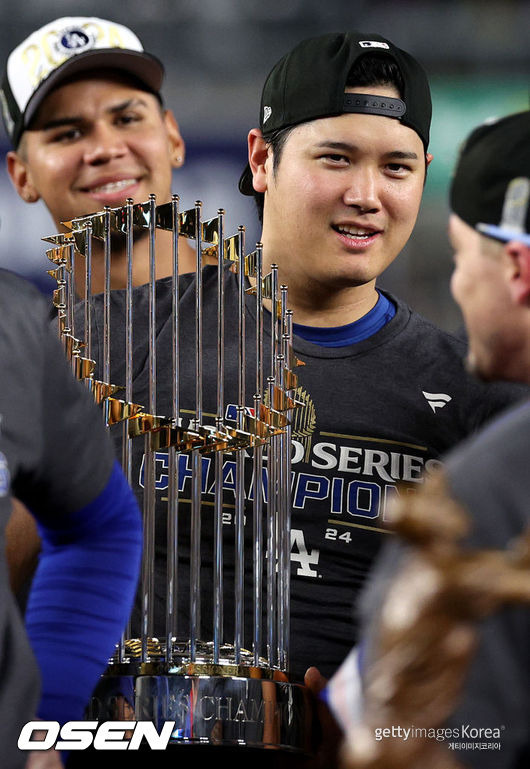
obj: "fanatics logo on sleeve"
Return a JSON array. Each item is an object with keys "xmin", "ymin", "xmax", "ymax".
[{"xmin": 422, "ymin": 391, "xmax": 452, "ymax": 413}]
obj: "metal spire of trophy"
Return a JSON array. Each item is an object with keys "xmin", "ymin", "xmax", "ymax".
[{"xmin": 44, "ymin": 194, "xmax": 312, "ymax": 755}]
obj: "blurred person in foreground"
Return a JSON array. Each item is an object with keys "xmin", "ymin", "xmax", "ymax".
[
  {"xmin": 326, "ymin": 110, "xmax": 530, "ymax": 769},
  {"xmin": 0, "ymin": 268, "xmax": 142, "ymax": 769}
]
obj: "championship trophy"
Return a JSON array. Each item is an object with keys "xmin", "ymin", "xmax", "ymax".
[{"xmin": 44, "ymin": 194, "xmax": 313, "ymax": 757}]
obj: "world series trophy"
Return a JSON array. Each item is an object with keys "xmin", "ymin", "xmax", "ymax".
[{"xmin": 44, "ymin": 194, "xmax": 313, "ymax": 757}]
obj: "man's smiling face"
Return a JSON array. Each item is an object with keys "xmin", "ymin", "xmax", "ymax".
[
  {"xmin": 10, "ymin": 72, "xmax": 183, "ymax": 229},
  {"xmin": 258, "ymin": 85, "xmax": 428, "ymax": 294}
]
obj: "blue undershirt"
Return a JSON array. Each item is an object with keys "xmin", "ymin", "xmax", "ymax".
[{"xmin": 293, "ymin": 291, "xmax": 396, "ymax": 347}]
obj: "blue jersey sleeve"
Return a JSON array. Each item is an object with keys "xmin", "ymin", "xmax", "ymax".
[{"xmin": 25, "ymin": 460, "xmax": 142, "ymax": 723}]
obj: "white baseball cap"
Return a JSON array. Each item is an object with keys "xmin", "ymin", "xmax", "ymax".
[{"xmin": 1, "ymin": 16, "xmax": 164, "ymax": 147}]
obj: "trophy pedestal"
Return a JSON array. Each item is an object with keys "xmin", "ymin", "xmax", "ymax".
[{"xmin": 88, "ymin": 659, "xmax": 313, "ymax": 756}]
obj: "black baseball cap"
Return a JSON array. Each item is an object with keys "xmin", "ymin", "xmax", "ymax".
[
  {"xmin": 450, "ymin": 111, "xmax": 530, "ymax": 246},
  {"xmin": 1, "ymin": 17, "xmax": 164, "ymax": 148},
  {"xmin": 239, "ymin": 31, "xmax": 432, "ymax": 196}
]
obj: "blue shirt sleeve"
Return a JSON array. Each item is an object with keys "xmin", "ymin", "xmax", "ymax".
[{"xmin": 25, "ymin": 460, "xmax": 142, "ymax": 723}]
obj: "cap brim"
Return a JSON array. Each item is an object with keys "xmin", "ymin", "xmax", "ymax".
[
  {"xmin": 238, "ymin": 162, "xmax": 255, "ymax": 196},
  {"xmin": 24, "ymin": 48, "xmax": 164, "ymax": 127},
  {"xmin": 476, "ymin": 223, "xmax": 530, "ymax": 247}
]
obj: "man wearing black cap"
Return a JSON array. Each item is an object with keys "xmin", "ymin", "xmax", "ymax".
[
  {"xmin": 238, "ymin": 32, "xmax": 527, "ymax": 684},
  {"xmin": 329, "ymin": 110, "xmax": 530, "ymax": 769}
]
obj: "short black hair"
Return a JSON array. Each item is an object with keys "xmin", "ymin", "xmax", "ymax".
[{"xmin": 252, "ymin": 54, "xmax": 404, "ymax": 222}]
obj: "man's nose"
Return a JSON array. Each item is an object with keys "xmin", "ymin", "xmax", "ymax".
[
  {"xmin": 342, "ymin": 166, "xmax": 380, "ymax": 214},
  {"xmin": 83, "ymin": 123, "xmax": 128, "ymax": 165}
]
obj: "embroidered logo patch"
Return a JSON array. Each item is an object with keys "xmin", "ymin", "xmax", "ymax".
[
  {"xmin": 422, "ymin": 391, "xmax": 452, "ymax": 413},
  {"xmin": 359, "ymin": 41, "xmax": 390, "ymax": 50},
  {"xmin": 59, "ymin": 27, "xmax": 93, "ymax": 53}
]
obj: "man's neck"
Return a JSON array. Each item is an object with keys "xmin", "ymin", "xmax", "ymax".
[
  {"xmin": 285, "ymin": 285, "xmax": 380, "ymax": 327},
  {"xmin": 72, "ymin": 231, "xmax": 197, "ymax": 294},
  {"xmin": 259, "ymin": 258, "xmax": 380, "ymax": 327}
]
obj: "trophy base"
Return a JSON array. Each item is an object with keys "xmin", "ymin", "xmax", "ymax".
[{"xmin": 88, "ymin": 669, "xmax": 313, "ymax": 755}]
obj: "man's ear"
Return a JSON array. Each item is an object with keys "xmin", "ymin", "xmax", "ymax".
[
  {"xmin": 247, "ymin": 128, "xmax": 269, "ymax": 194},
  {"xmin": 164, "ymin": 109, "xmax": 185, "ymax": 168},
  {"xmin": 505, "ymin": 240, "xmax": 530, "ymax": 305},
  {"xmin": 6, "ymin": 151, "xmax": 40, "ymax": 203}
]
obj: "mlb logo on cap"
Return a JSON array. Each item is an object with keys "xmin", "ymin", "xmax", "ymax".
[{"xmin": 359, "ymin": 40, "xmax": 390, "ymax": 49}]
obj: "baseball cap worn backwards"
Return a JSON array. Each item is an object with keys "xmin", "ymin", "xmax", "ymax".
[
  {"xmin": 1, "ymin": 16, "xmax": 164, "ymax": 148},
  {"xmin": 450, "ymin": 111, "xmax": 530, "ymax": 247},
  {"xmin": 239, "ymin": 31, "xmax": 432, "ymax": 195}
]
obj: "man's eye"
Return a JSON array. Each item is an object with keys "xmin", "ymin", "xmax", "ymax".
[
  {"xmin": 321, "ymin": 154, "xmax": 348, "ymax": 164},
  {"xmin": 52, "ymin": 128, "xmax": 82, "ymax": 143},
  {"xmin": 386, "ymin": 163, "xmax": 411, "ymax": 174},
  {"xmin": 116, "ymin": 113, "xmax": 141, "ymax": 126}
]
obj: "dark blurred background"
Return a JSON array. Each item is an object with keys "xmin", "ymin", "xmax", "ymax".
[{"xmin": 0, "ymin": 0, "xmax": 528, "ymax": 332}]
